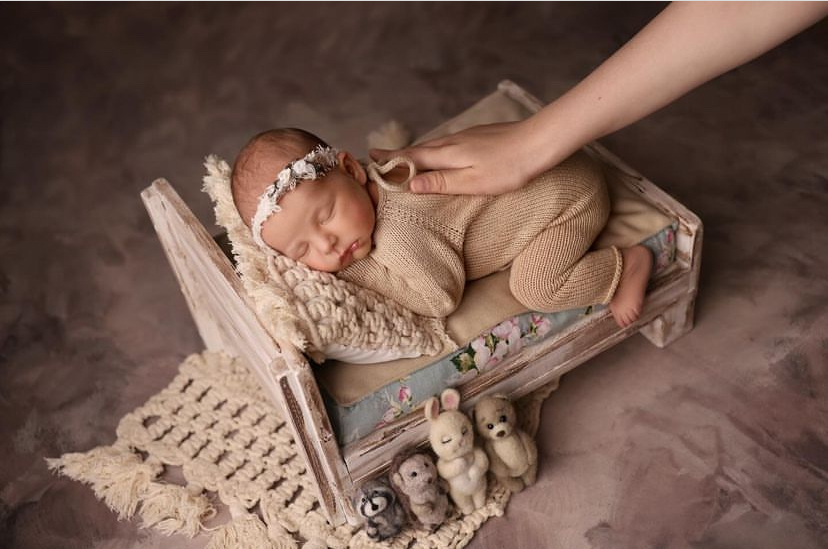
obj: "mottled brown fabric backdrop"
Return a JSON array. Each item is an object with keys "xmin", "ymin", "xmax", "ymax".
[{"xmin": 1, "ymin": 3, "xmax": 826, "ymax": 549}]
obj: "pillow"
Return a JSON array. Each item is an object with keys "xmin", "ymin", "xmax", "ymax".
[{"xmin": 201, "ymin": 156, "xmax": 456, "ymax": 364}]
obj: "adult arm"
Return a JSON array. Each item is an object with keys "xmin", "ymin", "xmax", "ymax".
[{"xmin": 372, "ymin": 2, "xmax": 828, "ymax": 195}]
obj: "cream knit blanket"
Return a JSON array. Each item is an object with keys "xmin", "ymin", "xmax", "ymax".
[{"xmin": 47, "ymin": 351, "xmax": 556, "ymax": 548}]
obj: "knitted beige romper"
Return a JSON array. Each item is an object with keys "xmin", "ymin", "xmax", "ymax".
[{"xmin": 339, "ymin": 150, "xmax": 622, "ymax": 318}]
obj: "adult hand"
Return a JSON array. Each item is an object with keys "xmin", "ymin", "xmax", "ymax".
[
  {"xmin": 372, "ymin": 2, "xmax": 828, "ymax": 196},
  {"xmin": 371, "ymin": 121, "xmax": 548, "ymax": 195}
]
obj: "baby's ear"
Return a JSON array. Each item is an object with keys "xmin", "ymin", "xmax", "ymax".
[
  {"xmin": 440, "ymin": 389, "xmax": 461, "ymax": 411},
  {"xmin": 340, "ymin": 151, "xmax": 367, "ymax": 184}
]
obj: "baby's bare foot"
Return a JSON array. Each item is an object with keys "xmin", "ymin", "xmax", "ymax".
[{"xmin": 610, "ymin": 245, "xmax": 653, "ymax": 328}]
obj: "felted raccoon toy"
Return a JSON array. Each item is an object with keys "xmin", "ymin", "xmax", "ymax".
[{"xmin": 353, "ymin": 478, "xmax": 407, "ymax": 541}]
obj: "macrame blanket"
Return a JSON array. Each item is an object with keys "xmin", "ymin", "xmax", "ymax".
[{"xmin": 48, "ymin": 351, "xmax": 557, "ymax": 549}]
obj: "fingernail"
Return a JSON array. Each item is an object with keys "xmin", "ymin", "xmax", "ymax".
[{"xmin": 410, "ymin": 179, "xmax": 425, "ymax": 193}]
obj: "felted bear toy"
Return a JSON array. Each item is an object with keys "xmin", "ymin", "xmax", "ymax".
[
  {"xmin": 353, "ymin": 478, "xmax": 407, "ymax": 541},
  {"xmin": 472, "ymin": 394, "xmax": 538, "ymax": 493},
  {"xmin": 389, "ymin": 447, "xmax": 451, "ymax": 531},
  {"xmin": 424, "ymin": 388, "xmax": 489, "ymax": 514}
]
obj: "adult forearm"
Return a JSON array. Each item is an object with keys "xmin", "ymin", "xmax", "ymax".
[
  {"xmin": 372, "ymin": 2, "xmax": 826, "ymax": 196},
  {"xmin": 524, "ymin": 1, "xmax": 828, "ymax": 174}
]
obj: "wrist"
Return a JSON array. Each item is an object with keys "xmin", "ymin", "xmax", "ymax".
[{"xmin": 516, "ymin": 105, "xmax": 575, "ymax": 179}]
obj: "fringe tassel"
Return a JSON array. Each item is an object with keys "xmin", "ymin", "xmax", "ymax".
[
  {"xmin": 260, "ymin": 493, "xmax": 343, "ymax": 549},
  {"xmin": 140, "ymin": 482, "xmax": 215, "ymax": 537},
  {"xmin": 46, "ymin": 446, "xmax": 162, "ymax": 520},
  {"xmin": 294, "ymin": 513, "xmax": 331, "ymax": 547},
  {"xmin": 267, "ymin": 518, "xmax": 298, "ymax": 549},
  {"xmin": 207, "ymin": 504, "xmax": 297, "ymax": 549},
  {"xmin": 301, "ymin": 539, "xmax": 329, "ymax": 549}
]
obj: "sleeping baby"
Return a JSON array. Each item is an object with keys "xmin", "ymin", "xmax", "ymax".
[{"xmin": 230, "ymin": 128, "xmax": 652, "ymax": 328}]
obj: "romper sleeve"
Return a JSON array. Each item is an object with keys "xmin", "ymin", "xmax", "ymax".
[{"xmin": 339, "ymin": 227, "xmax": 466, "ymax": 318}]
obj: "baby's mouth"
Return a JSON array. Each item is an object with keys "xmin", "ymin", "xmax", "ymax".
[{"xmin": 340, "ymin": 240, "xmax": 360, "ymax": 263}]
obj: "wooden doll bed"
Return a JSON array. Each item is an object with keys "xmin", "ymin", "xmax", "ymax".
[{"xmin": 141, "ymin": 81, "xmax": 702, "ymax": 526}]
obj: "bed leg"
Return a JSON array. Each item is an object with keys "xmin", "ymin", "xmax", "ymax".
[
  {"xmin": 640, "ymin": 292, "xmax": 696, "ymax": 348},
  {"xmin": 275, "ymin": 364, "xmax": 358, "ymax": 526}
]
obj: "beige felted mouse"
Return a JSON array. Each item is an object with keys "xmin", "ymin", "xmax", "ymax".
[
  {"xmin": 424, "ymin": 388, "xmax": 488, "ymax": 514},
  {"xmin": 389, "ymin": 447, "xmax": 450, "ymax": 531},
  {"xmin": 472, "ymin": 394, "xmax": 538, "ymax": 492}
]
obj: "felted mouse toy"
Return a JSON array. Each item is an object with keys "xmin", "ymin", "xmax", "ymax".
[
  {"xmin": 389, "ymin": 447, "xmax": 451, "ymax": 531},
  {"xmin": 353, "ymin": 477, "xmax": 407, "ymax": 541},
  {"xmin": 424, "ymin": 388, "xmax": 488, "ymax": 514},
  {"xmin": 472, "ymin": 394, "xmax": 538, "ymax": 492}
]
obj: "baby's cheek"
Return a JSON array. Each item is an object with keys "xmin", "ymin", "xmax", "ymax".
[
  {"xmin": 356, "ymin": 240, "xmax": 373, "ymax": 259},
  {"xmin": 315, "ymin": 256, "xmax": 341, "ymax": 273}
]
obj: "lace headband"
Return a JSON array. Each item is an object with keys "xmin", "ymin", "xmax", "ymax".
[
  {"xmin": 251, "ymin": 145, "xmax": 340, "ymax": 251},
  {"xmin": 251, "ymin": 145, "xmax": 417, "ymax": 254}
]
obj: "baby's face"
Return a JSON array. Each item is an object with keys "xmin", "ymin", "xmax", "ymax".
[{"xmin": 261, "ymin": 153, "xmax": 376, "ymax": 272}]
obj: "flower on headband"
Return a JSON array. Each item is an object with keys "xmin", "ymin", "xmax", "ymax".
[
  {"xmin": 291, "ymin": 159, "xmax": 308, "ymax": 175},
  {"xmin": 276, "ymin": 169, "xmax": 292, "ymax": 189}
]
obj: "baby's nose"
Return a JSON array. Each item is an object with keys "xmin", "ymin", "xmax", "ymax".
[
  {"xmin": 326, "ymin": 233, "xmax": 338, "ymax": 251},
  {"xmin": 316, "ymin": 231, "xmax": 337, "ymax": 252}
]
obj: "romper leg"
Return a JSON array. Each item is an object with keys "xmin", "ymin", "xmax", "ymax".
[
  {"xmin": 508, "ymin": 151, "xmax": 623, "ymax": 312},
  {"xmin": 509, "ymin": 182, "xmax": 621, "ymax": 314},
  {"xmin": 510, "ymin": 237, "xmax": 622, "ymax": 312}
]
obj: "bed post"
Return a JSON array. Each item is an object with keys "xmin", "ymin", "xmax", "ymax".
[
  {"xmin": 639, "ymin": 208, "xmax": 703, "ymax": 348},
  {"xmin": 579, "ymin": 143, "xmax": 704, "ymax": 349}
]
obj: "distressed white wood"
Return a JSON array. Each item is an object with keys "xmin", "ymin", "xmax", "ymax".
[
  {"xmin": 142, "ymin": 82, "xmax": 703, "ymax": 526},
  {"xmin": 141, "ymin": 180, "xmax": 285, "ymax": 400},
  {"xmin": 639, "ymin": 291, "xmax": 698, "ymax": 348},
  {"xmin": 272, "ymin": 344, "xmax": 359, "ymax": 524}
]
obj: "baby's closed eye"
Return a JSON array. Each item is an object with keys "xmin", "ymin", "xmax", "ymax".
[{"xmin": 320, "ymin": 203, "xmax": 335, "ymax": 225}]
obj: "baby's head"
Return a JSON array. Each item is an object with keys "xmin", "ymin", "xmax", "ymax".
[{"xmin": 231, "ymin": 128, "xmax": 376, "ymax": 272}]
